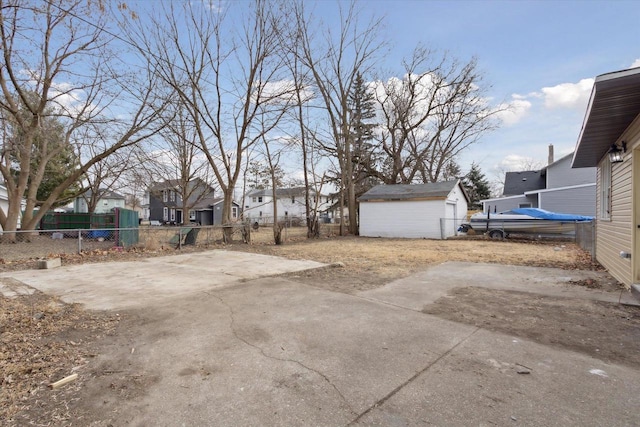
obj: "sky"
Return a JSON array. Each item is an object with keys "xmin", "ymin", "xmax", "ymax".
[{"xmin": 326, "ymin": 0, "xmax": 640, "ymax": 182}]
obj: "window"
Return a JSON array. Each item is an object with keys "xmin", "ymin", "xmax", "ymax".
[
  {"xmin": 291, "ymin": 196, "xmax": 295, "ymax": 203},
  {"xmin": 600, "ymin": 156, "xmax": 612, "ymax": 220},
  {"xmin": 163, "ymin": 207, "xmax": 168, "ymax": 221},
  {"xmin": 189, "ymin": 210, "xmax": 196, "ymax": 221},
  {"xmin": 170, "ymin": 208, "xmax": 176, "ymax": 222},
  {"xmin": 259, "ymin": 211, "xmax": 262, "ymax": 217},
  {"xmin": 169, "ymin": 190, "xmax": 176, "ymax": 202},
  {"xmin": 252, "ymin": 197, "xmax": 256, "ymax": 203},
  {"xmin": 163, "ymin": 190, "xmax": 168, "ymax": 202},
  {"xmin": 518, "ymin": 203, "xmax": 531, "ymax": 208},
  {"xmin": 232, "ymin": 206, "xmax": 238, "ymax": 219},
  {"xmin": 258, "ymin": 196, "xmax": 263, "ymax": 203}
]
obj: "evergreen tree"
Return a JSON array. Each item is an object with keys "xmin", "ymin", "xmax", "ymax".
[
  {"xmin": 442, "ymin": 160, "xmax": 462, "ymax": 181},
  {"xmin": 348, "ymin": 72, "xmax": 378, "ymax": 196},
  {"xmin": 8, "ymin": 93, "xmax": 81, "ymax": 208},
  {"xmin": 463, "ymin": 162, "xmax": 490, "ymax": 209}
]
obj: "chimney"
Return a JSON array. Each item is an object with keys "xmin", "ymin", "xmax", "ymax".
[{"xmin": 548, "ymin": 144, "xmax": 554, "ymax": 165}]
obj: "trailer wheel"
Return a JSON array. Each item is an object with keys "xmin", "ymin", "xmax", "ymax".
[{"xmin": 488, "ymin": 229, "xmax": 504, "ymax": 240}]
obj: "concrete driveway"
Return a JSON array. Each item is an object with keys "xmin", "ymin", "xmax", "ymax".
[{"xmin": 2, "ymin": 251, "xmax": 639, "ymax": 426}]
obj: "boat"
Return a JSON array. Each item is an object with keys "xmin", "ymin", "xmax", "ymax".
[{"xmin": 462, "ymin": 208, "xmax": 593, "ymax": 239}]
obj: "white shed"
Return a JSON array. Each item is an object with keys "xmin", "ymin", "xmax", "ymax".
[{"xmin": 359, "ymin": 180, "xmax": 469, "ymax": 239}]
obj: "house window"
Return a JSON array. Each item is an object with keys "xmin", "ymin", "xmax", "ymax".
[
  {"xmin": 163, "ymin": 191, "xmax": 168, "ymax": 202},
  {"xmin": 252, "ymin": 197, "xmax": 256, "ymax": 203},
  {"xmin": 259, "ymin": 211, "xmax": 262, "ymax": 217},
  {"xmin": 518, "ymin": 203, "xmax": 531, "ymax": 208},
  {"xmin": 600, "ymin": 156, "xmax": 612, "ymax": 220},
  {"xmin": 232, "ymin": 206, "xmax": 238, "ymax": 219},
  {"xmin": 170, "ymin": 208, "xmax": 176, "ymax": 222},
  {"xmin": 258, "ymin": 196, "xmax": 263, "ymax": 203},
  {"xmin": 189, "ymin": 210, "xmax": 196, "ymax": 221},
  {"xmin": 163, "ymin": 207, "xmax": 168, "ymax": 221},
  {"xmin": 169, "ymin": 190, "xmax": 176, "ymax": 202},
  {"xmin": 291, "ymin": 196, "xmax": 295, "ymax": 203}
]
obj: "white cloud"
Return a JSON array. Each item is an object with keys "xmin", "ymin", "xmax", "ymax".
[
  {"xmin": 541, "ymin": 78, "xmax": 594, "ymax": 110},
  {"xmin": 631, "ymin": 58, "xmax": 640, "ymax": 69},
  {"xmin": 495, "ymin": 97, "xmax": 531, "ymax": 126},
  {"xmin": 495, "ymin": 154, "xmax": 544, "ymax": 172},
  {"xmin": 252, "ymin": 80, "xmax": 314, "ymax": 106}
]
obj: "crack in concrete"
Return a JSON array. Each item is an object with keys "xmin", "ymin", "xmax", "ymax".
[
  {"xmin": 346, "ymin": 326, "xmax": 481, "ymax": 426},
  {"xmin": 210, "ymin": 291, "xmax": 358, "ymax": 416}
]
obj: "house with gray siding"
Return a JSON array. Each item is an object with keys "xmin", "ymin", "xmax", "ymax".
[
  {"xmin": 481, "ymin": 149, "xmax": 596, "ymax": 216},
  {"xmin": 148, "ymin": 179, "xmax": 239, "ymax": 225},
  {"xmin": 572, "ymin": 66, "xmax": 640, "ymax": 294}
]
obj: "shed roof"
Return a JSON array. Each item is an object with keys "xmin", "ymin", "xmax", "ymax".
[
  {"xmin": 572, "ymin": 67, "xmax": 640, "ymax": 168},
  {"xmin": 247, "ymin": 187, "xmax": 323, "ymax": 198},
  {"xmin": 359, "ymin": 180, "xmax": 465, "ymax": 202}
]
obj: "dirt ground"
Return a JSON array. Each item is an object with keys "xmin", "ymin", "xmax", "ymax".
[{"xmin": 1, "ymin": 236, "xmax": 638, "ymax": 425}]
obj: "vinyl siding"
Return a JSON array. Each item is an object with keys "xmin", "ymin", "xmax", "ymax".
[
  {"xmin": 360, "ymin": 185, "xmax": 468, "ymax": 239},
  {"xmin": 595, "ymin": 117, "xmax": 639, "ymax": 287},
  {"xmin": 482, "ymin": 195, "xmax": 537, "ymax": 213},
  {"xmin": 538, "ymin": 185, "xmax": 596, "ymax": 216},
  {"xmin": 360, "ymin": 199, "xmax": 446, "ymax": 238},
  {"xmin": 546, "ymin": 155, "xmax": 596, "ymax": 188}
]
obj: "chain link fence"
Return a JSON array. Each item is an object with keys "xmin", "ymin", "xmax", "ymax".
[
  {"xmin": 575, "ymin": 221, "xmax": 595, "ymax": 260},
  {"xmin": 0, "ymin": 221, "xmax": 343, "ymax": 262}
]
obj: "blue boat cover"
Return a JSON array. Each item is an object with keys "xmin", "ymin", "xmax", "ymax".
[{"xmin": 510, "ymin": 208, "xmax": 593, "ymax": 221}]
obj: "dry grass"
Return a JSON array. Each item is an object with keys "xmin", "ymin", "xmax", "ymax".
[{"xmin": 235, "ymin": 236, "xmax": 598, "ymax": 282}]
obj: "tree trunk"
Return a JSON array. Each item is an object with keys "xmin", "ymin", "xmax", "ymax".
[{"xmin": 221, "ymin": 189, "xmax": 234, "ymax": 243}]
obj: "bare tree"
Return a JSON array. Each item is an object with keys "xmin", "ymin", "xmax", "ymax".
[
  {"xmin": 127, "ymin": 0, "xmax": 294, "ymax": 241},
  {"xmin": 0, "ymin": 0, "xmax": 166, "ymax": 239},
  {"xmin": 369, "ymin": 47, "xmax": 501, "ymax": 185},
  {"xmin": 292, "ymin": 0, "xmax": 384, "ymax": 235},
  {"xmin": 142, "ymin": 103, "xmax": 216, "ymax": 224}
]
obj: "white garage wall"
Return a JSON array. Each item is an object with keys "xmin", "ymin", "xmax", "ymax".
[{"xmin": 360, "ymin": 199, "xmax": 447, "ymax": 238}]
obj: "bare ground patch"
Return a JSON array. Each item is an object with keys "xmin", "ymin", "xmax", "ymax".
[{"xmin": 423, "ymin": 287, "xmax": 640, "ymax": 368}]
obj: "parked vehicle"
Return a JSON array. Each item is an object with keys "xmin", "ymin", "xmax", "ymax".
[{"xmin": 460, "ymin": 208, "xmax": 593, "ymax": 239}]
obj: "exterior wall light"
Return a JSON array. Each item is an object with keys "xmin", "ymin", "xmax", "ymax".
[{"xmin": 608, "ymin": 140, "xmax": 627, "ymax": 163}]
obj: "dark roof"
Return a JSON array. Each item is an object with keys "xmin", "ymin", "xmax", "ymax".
[
  {"xmin": 247, "ymin": 187, "xmax": 322, "ymax": 198},
  {"xmin": 80, "ymin": 189, "xmax": 125, "ymax": 200},
  {"xmin": 359, "ymin": 180, "xmax": 464, "ymax": 202},
  {"xmin": 150, "ymin": 178, "xmax": 214, "ymax": 193},
  {"xmin": 503, "ymin": 171, "xmax": 545, "ymax": 196},
  {"xmin": 573, "ymin": 67, "xmax": 640, "ymax": 168}
]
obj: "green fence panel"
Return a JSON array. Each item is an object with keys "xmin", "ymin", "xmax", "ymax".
[{"xmin": 115, "ymin": 208, "xmax": 139, "ymax": 247}]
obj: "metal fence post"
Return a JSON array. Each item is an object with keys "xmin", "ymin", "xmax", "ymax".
[
  {"xmin": 178, "ymin": 227, "xmax": 182, "ymax": 250},
  {"xmin": 77, "ymin": 228, "xmax": 82, "ymax": 254}
]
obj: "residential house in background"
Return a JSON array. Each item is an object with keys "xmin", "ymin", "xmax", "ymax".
[
  {"xmin": 359, "ymin": 180, "xmax": 469, "ymax": 239},
  {"xmin": 481, "ymin": 146, "xmax": 596, "ymax": 216},
  {"xmin": 74, "ymin": 189, "xmax": 126, "ymax": 214},
  {"xmin": 147, "ymin": 179, "xmax": 240, "ymax": 225},
  {"xmin": 0, "ymin": 182, "xmax": 24, "ymax": 230},
  {"xmin": 244, "ymin": 187, "xmax": 331, "ymax": 223},
  {"xmin": 572, "ymin": 66, "xmax": 640, "ymax": 293}
]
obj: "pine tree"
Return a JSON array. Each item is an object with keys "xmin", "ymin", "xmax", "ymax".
[
  {"xmin": 463, "ymin": 162, "xmax": 490, "ymax": 209},
  {"xmin": 348, "ymin": 72, "xmax": 378, "ymax": 196},
  {"xmin": 442, "ymin": 160, "xmax": 462, "ymax": 181}
]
